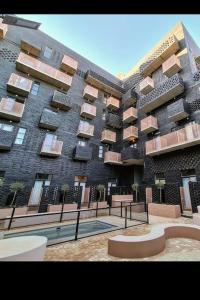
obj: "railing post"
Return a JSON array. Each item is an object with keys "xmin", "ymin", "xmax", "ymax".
[
  {"xmin": 60, "ymin": 201, "xmax": 64, "ymax": 223},
  {"xmin": 121, "ymin": 202, "xmax": 123, "ymax": 218},
  {"xmin": 75, "ymin": 209, "xmax": 80, "ymax": 241},
  {"xmin": 96, "ymin": 201, "xmax": 99, "ymax": 218},
  {"xmin": 125, "ymin": 205, "xmax": 127, "ymax": 228},
  {"xmin": 8, "ymin": 205, "xmax": 16, "ymax": 230},
  {"xmin": 146, "ymin": 201, "xmax": 149, "ymax": 224},
  {"xmin": 130, "ymin": 202, "xmax": 132, "ymax": 220}
]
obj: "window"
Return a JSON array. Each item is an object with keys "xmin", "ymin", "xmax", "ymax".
[
  {"xmin": 31, "ymin": 82, "xmax": 40, "ymax": 96},
  {"xmin": 44, "ymin": 46, "xmax": 53, "ymax": 59},
  {"xmin": 131, "ymin": 143, "xmax": 137, "ymax": 148},
  {"xmin": 155, "ymin": 173, "xmax": 166, "ymax": 185},
  {"xmin": 103, "ymin": 94, "xmax": 107, "ymax": 104},
  {"xmin": 15, "ymin": 128, "xmax": 26, "ymax": 145},
  {"xmin": 98, "ymin": 145, "xmax": 104, "ymax": 158},
  {"xmin": 102, "ymin": 110, "xmax": 106, "ymax": 120},
  {"xmin": 78, "ymin": 140, "xmax": 86, "ymax": 146},
  {"xmin": 0, "ymin": 171, "xmax": 5, "ymax": 186},
  {"xmin": 0, "ymin": 123, "xmax": 13, "ymax": 132}
]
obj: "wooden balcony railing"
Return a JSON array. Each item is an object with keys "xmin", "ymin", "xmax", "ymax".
[
  {"xmin": 140, "ymin": 115, "xmax": 158, "ymax": 134},
  {"xmin": 140, "ymin": 35, "xmax": 180, "ymax": 76},
  {"xmin": 145, "ymin": 123, "xmax": 200, "ymax": 156},
  {"xmin": 0, "ymin": 98, "xmax": 25, "ymax": 121},
  {"xmin": 0, "ymin": 18, "xmax": 8, "ymax": 39},
  {"xmin": 16, "ymin": 52, "xmax": 72, "ymax": 91},
  {"xmin": 123, "ymin": 126, "xmax": 138, "ymax": 141},
  {"xmin": 20, "ymin": 40, "xmax": 41, "ymax": 57},
  {"xmin": 83, "ymin": 84, "xmax": 98, "ymax": 101},
  {"xmin": 77, "ymin": 122, "xmax": 94, "ymax": 138},
  {"xmin": 7, "ymin": 73, "xmax": 33, "ymax": 98},
  {"xmin": 101, "ymin": 129, "xmax": 116, "ymax": 144},
  {"xmin": 123, "ymin": 107, "xmax": 138, "ymax": 123},
  {"xmin": 104, "ymin": 151, "xmax": 122, "ymax": 165},
  {"xmin": 139, "ymin": 77, "xmax": 154, "ymax": 95},
  {"xmin": 40, "ymin": 135, "xmax": 63, "ymax": 157},
  {"xmin": 80, "ymin": 103, "xmax": 96, "ymax": 119},
  {"xmin": 162, "ymin": 54, "xmax": 182, "ymax": 78},
  {"xmin": 106, "ymin": 96, "xmax": 120, "ymax": 110},
  {"xmin": 60, "ymin": 54, "xmax": 78, "ymax": 75}
]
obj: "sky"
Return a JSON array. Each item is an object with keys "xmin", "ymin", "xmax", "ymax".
[{"xmin": 17, "ymin": 14, "xmax": 200, "ymax": 76}]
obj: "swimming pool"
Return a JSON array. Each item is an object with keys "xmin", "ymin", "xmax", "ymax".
[{"xmin": 4, "ymin": 220, "xmax": 119, "ymax": 245}]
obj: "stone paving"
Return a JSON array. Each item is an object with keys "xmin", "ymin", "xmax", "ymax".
[{"xmin": 44, "ymin": 215, "xmax": 200, "ymax": 261}]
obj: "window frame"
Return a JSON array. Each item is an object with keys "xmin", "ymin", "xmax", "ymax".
[
  {"xmin": 43, "ymin": 46, "xmax": 53, "ymax": 59},
  {"xmin": 14, "ymin": 127, "xmax": 26, "ymax": 145}
]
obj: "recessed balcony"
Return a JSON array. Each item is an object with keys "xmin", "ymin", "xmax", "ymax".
[
  {"xmin": 145, "ymin": 123, "xmax": 200, "ymax": 156},
  {"xmin": 123, "ymin": 107, "xmax": 137, "ymax": 123},
  {"xmin": 101, "ymin": 129, "xmax": 116, "ymax": 144},
  {"xmin": 121, "ymin": 147, "xmax": 143, "ymax": 165},
  {"xmin": 0, "ymin": 18, "xmax": 8, "ymax": 39},
  {"xmin": 105, "ymin": 112, "xmax": 122, "ymax": 129},
  {"xmin": 140, "ymin": 115, "xmax": 158, "ymax": 134},
  {"xmin": 123, "ymin": 126, "xmax": 138, "ymax": 142},
  {"xmin": 0, "ymin": 127, "xmax": 15, "ymax": 150},
  {"xmin": 122, "ymin": 88, "xmax": 138, "ymax": 108},
  {"xmin": 7, "ymin": 73, "xmax": 33, "ymax": 98},
  {"xmin": 77, "ymin": 121, "xmax": 94, "ymax": 138},
  {"xmin": 20, "ymin": 40, "xmax": 41, "ymax": 57},
  {"xmin": 80, "ymin": 103, "xmax": 96, "ymax": 119},
  {"xmin": 0, "ymin": 98, "xmax": 25, "ymax": 122},
  {"xmin": 85, "ymin": 69, "xmax": 123, "ymax": 99},
  {"xmin": 140, "ymin": 35, "xmax": 180, "ymax": 76},
  {"xmin": 104, "ymin": 151, "xmax": 122, "ymax": 165},
  {"xmin": 16, "ymin": 52, "xmax": 72, "ymax": 91},
  {"xmin": 139, "ymin": 77, "xmax": 154, "ymax": 95},
  {"xmin": 60, "ymin": 54, "xmax": 78, "ymax": 75},
  {"xmin": 51, "ymin": 90, "xmax": 72, "ymax": 111},
  {"xmin": 162, "ymin": 54, "xmax": 182, "ymax": 78},
  {"xmin": 39, "ymin": 109, "xmax": 59, "ymax": 131},
  {"xmin": 106, "ymin": 96, "xmax": 120, "ymax": 110},
  {"xmin": 167, "ymin": 98, "xmax": 190, "ymax": 122},
  {"xmin": 73, "ymin": 144, "xmax": 92, "ymax": 161},
  {"xmin": 139, "ymin": 74, "xmax": 184, "ymax": 113},
  {"xmin": 40, "ymin": 134, "xmax": 63, "ymax": 157},
  {"xmin": 83, "ymin": 84, "xmax": 98, "ymax": 102}
]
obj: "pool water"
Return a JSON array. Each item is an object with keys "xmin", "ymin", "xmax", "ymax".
[{"xmin": 4, "ymin": 220, "xmax": 118, "ymax": 245}]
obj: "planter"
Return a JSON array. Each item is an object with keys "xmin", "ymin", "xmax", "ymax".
[
  {"xmin": 148, "ymin": 203, "xmax": 181, "ymax": 218},
  {"xmin": 0, "ymin": 207, "xmax": 27, "ymax": 219},
  {"xmin": 90, "ymin": 201, "xmax": 108, "ymax": 209},
  {"xmin": 47, "ymin": 203, "xmax": 77, "ymax": 212}
]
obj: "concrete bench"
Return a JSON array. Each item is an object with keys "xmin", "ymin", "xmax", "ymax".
[
  {"xmin": 0, "ymin": 236, "xmax": 47, "ymax": 261},
  {"xmin": 108, "ymin": 223, "xmax": 200, "ymax": 258}
]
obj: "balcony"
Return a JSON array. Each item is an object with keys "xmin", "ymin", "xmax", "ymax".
[
  {"xmin": 106, "ymin": 96, "xmax": 120, "ymax": 110},
  {"xmin": 141, "ymin": 115, "xmax": 158, "ymax": 134},
  {"xmin": 123, "ymin": 107, "xmax": 137, "ymax": 123},
  {"xmin": 80, "ymin": 103, "xmax": 96, "ymax": 119},
  {"xmin": 40, "ymin": 134, "xmax": 63, "ymax": 157},
  {"xmin": 20, "ymin": 40, "xmax": 41, "ymax": 57},
  {"xmin": 101, "ymin": 129, "xmax": 116, "ymax": 144},
  {"xmin": 16, "ymin": 52, "xmax": 72, "ymax": 91},
  {"xmin": 60, "ymin": 55, "xmax": 78, "ymax": 75},
  {"xmin": 51, "ymin": 90, "xmax": 72, "ymax": 111},
  {"xmin": 105, "ymin": 112, "xmax": 122, "ymax": 129},
  {"xmin": 122, "ymin": 88, "xmax": 138, "ymax": 108},
  {"xmin": 121, "ymin": 147, "xmax": 143, "ymax": 165},
  {"xmin": 139, "ymin": 77, "xmax": 154, "ymax": 95},
  {"xmin": 162, "ymin": 54, "xmax": 182, "ymax": 78},
  {"xmin": 73, "ymin": 144, "xmax": 92, "ymax": 161},
  {"xmin": 167, "ymin": 98, "xmax": 190, "ymax": 122},
  {"xmin": 0, "ymin": 18, "xmax": 8, "ymax": 39},
  {"xmin": 145, "ymin": 123, "xmax": 200, "ymax": 156},
  {"xmin": 104, "ymin": 151, "xmax": 122, "ymax": 165},
  {"xmin": 39, "ymin": 109, "xmax": 59, "ymax": 131},
  {"xmin": 0, "ymin": 98, "xmax": 25, "ymax": 122},
  {"xmin": 85, "ymin": 70, "xmax": 124, "ymax": 99},
  {"xmin": 139, "ymin": 74, "xmax": 184, "ymax": 113},
  {"xmin": 77, "ymin": 121, "xmax": 94, "ymax": 138},
  {"xmin": 83, "ymin": 85, "xmax": 98, "ymax": 102},
  {"xmin": 123, "ymin": 126, "xmax": 138, "ymax": 141},
  {"xmin": 7, "ymin": 73, "xmax": 33, "ymax": 98},
  {"xmin": 0, "ymin": 128, "xmax": 15, "ymax": 150},
  {"xmin": 140, "ymin": 35, "xmax": 180, "ymax": 76}
]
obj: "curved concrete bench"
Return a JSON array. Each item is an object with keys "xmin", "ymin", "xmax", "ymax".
[
  {"xmin": 108, "ymin": 223, "xmax": 200, "ymax": 258},
  {"xmin": 0, "ymin": 236, "xmax": 47, "ymax": 261}
]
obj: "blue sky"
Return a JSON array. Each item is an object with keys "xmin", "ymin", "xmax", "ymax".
[{"xmin": 17, "ymin": 14, "xmax": 200, "ymax": 76}]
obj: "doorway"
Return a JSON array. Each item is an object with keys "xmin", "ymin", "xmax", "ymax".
[
  {"xmin": 182, "ymin": 176, "xmax": 197, "ymax": 211},
  {"xmin": 107, "ymin": 178, "xmax": 117, "ymax": 196},
  {"xmin": 74, "ymin": 176, "xmax": 87, "ymax": 204},
  {"xmin": 29, "ymin": 174, "xmax": 52, "ymax": 206}
]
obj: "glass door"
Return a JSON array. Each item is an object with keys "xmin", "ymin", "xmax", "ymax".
[{"xmin": 182, "ymin": 176, "xmax": 197, "ymax": 210}]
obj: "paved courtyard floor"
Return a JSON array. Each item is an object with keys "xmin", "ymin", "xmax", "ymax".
[{"xmin": 44, "ymin": 215, "xmax": 200, "ymax": 261}]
